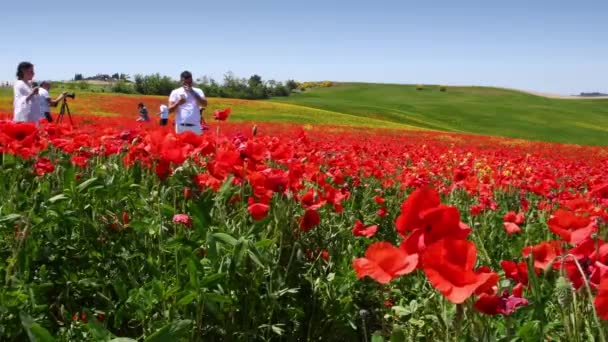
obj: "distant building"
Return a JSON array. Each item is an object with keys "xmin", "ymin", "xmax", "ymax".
[{"xmin": 580, "ymin": 92, "xmax": 608, "ymax": 97}]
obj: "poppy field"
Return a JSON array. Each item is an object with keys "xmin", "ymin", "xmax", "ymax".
[{"xmin": 1, "ymin": 102, "xmax": 608, "ymax": 341}]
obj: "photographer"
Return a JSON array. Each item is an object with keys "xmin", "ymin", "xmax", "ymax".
[
  {"xmin": 39, "ymin": 81, "xmax": 68, "ymax": 122},
  {"xmin": 13, "ymin": 62, "xmax": 39, "ymax": 123},
  {"xmin": 168, "ymin": 71, "xmax": 207, "ymax": 134}
]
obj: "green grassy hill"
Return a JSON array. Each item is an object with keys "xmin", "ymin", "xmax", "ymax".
[{"xmin": 271, "ymin": 83, "xmax": 608, "ymax": 146}]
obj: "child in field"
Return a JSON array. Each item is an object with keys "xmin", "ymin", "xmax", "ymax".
[
  {"xmin": 157, "ymin": 104, "xmax": 169, "ymax": 126},
  {"xmin": 136, "ymin": 102, "xmax": 150, "ymax": 122}
]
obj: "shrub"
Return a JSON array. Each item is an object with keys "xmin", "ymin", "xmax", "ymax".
[
  {"xmin": 112, "ymin": 81, "xmax": 136, "ymax": 94},
  {"xmin": 440, "ymin": 85, "xmax": 447, "ymax": 92}
]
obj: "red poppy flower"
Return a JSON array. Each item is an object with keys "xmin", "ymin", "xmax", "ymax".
[
  {"xmin": 248, "ymin": 197, "xmax": 270, "ymax": 220},
  {"xmin": 504, "ymin": 211, "xmax": 525, "ymax": 225},
  {"xmin": 548, "ymin": 209, "xmax": 596, "ymax": 244},
  {"xmin": 474, "ymin": 290, "xmax": 529, "ymax": 316},
  {"xmin": 34, "ymin": 157, "xmax": 55, "ymax": 176},
  {"xmin": 300, "ymin": 209, "xmax": 320, "ymax": 231},
  {"xmin": 595, "ymin": 275, "xmax": 608, "ymax": 320},
  {"xmin": 70, "ymin": 155, "xmax": 88, "ymax": 168},
  {"xmin": 395, "ymin": 187, "xmax": 441, "ymax": 236},
  {"xmin": 213, "ymin": 107, "xmax": 231, "ymax": 121},
  {"xmin": 422, "ymin": 239, "xmax": 498, "ymax": 304},
  {"xmin": 522, "ymin": 241, "xmax": 562, "ymax": 271},
  {"xmin": 374, "ymin": 195, "xmax": 385, "ymax": 204},
  {"xmin": 400, "ymin": 205, "xmax": 471, "ymax": 256},
  {"xmin": 353, "ymin": 242, "xmax": 418, "ymax": 284},
  {"xmin": 377, "ymin": 207, "xmax": 387, "ymax": 217},
  {"xmin": 501, "ymin": 260, "xmax": 530, "ymax": 286},
  {"xmin": 122, "ymin": 211, "xmax": 129, "ymax": 225},
  {"xmin": 352, "ymin": 220, "xmax": 378, "ymax": 238}
]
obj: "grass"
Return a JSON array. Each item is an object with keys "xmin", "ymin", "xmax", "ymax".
[{"xmin": 271, "ymin": 83, "xmax": 608, "ymax": 146}]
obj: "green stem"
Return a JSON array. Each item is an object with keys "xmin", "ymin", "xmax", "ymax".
[{"xmin": 564, "ymin": 254, "xmax": 607, "ymax": 342}]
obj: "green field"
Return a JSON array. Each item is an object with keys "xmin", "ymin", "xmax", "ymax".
[
  {"xmin": 271, "ymin": 83, "xmax": 608, "ymax": 146},
  {"xmin": 2, "ymin": 83, "xmax": 608, "ymax": 145}
]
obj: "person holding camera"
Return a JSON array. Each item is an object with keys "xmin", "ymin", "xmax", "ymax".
[
  {"xmin": 39, "ymin": 81, "xmax": 68, "ymax": 122},
  {"xmin": 168, "ymin": 71, "xmax": 207, "ymax": 134},
  {"xmin": 13, "ymin": 62, "xmax": 40, "ymax": 123}
]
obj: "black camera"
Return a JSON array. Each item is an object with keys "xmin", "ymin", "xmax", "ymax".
[{"xmin": 65, "ymin": 93, "xmax": 76, "ymax": 99}]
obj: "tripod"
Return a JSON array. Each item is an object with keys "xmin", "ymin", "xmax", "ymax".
[{"xmin": 57, "ymin": 99, "xmax": 73, "ymax": 125}]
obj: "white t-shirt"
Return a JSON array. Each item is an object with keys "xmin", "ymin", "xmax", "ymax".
[
  {"xmin": 39, "ymin": 87, "xmax": 51, "ymax": 113},
  {"xmin": 13, "ymin": 80, "xmax": 33, "ymax": 122},
  {"xmin": 159, "ymin": 104, "xmax": 169, "ymax": 119},
  {"xmin": 30, "ymin": 92, "xmax": 44, "ymax": 122},
  {"xmin": 169, "ymin": 87, "xmax": 205, "ymax": 125}
]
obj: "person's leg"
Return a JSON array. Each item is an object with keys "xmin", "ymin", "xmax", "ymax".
[{"xmin": 44, "ymin": 112, "xmax": 53, "ymax": 123}]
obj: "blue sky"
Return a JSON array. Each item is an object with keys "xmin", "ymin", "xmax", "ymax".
[{"xmin": 1, "ymin": 0, "xmax": 606, "ymax": 94}]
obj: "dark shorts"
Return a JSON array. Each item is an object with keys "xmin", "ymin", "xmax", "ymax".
[
  {"xmin": 160, "ymin": 118, "xmax": 168, "ymax": 126},
  {"xmin": 44, "ymin": 112, "xmax": 53, "ymax": 122}
]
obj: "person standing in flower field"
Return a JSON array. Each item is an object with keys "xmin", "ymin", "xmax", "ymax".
[
  {"xmin": 13, "ymin": 62, "xmax": 39, "ymax": 123},
  {"xmin": 39, "ymin": 81, "xmax": 68, "ymax": 122},
  {"xmin": 168, "ymin": 71, "xmax": 207, "ymax": 134},
  {"xmin": 157, "ymin": 104, "xmax": 169, "ymax": 126}
]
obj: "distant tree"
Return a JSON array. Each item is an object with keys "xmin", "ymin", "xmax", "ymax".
[
  {"xmin": 248, "ymin": 74, "xmax": 263, "ymax": 88},
  {"xmin": 133, "ymin": 73, "xmax": 178, "ymax": 96},
  {"xmin": 286, "ymin": 79, "xmax": 298, "ymax": 92},
  {"xmin": 111, "ymin": 73, "xmax": 120, "ymax": 80},
  {"xmin": 271, "ymin": 82, "xmax": 289, "ymax": 97},
  {"xmin": 119, "ymin": 73, "xmax": 130, "ymax": 81},
  {"xmin": 74, "ymin": 73, "xmax": 83, "ymax": 81}
]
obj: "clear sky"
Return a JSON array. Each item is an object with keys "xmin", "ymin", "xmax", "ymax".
[{"xmin": 1, "ymin": 0, "xmax": 606, "ymax": 94}]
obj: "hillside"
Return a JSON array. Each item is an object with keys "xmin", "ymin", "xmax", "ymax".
[{"xmin": 271, "ymin": 83, "xmax": 608, "ymax": 146}]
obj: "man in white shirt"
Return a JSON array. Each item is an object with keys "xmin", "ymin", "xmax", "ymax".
[
  {"xmin": 39, "ymin": 81, "xmax": 68, "ymax": 122},
  {"xmin": 168, "ymin": 71, "xmax": 208, "ymax": 134}
]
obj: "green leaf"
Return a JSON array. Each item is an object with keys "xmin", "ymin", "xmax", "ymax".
[
  {"xmin": 20, "ymin": 311, "xmax": 56, "ymax": 342},
  {"xmin": 144, "ymin": 319, "xmax": 192, "ymax": 342},
  {"xmin": 204, "ymin": 292, "xmax": 231, "ymax": 304},
  {"xmin": 271, "ymin": 325, "xmax": 284, "ymax": 335},
  {"xmin": 201, "ymin": 273, "xmax": 225, "ymax": 287},
  {"xmin": 371, "ymin": 331, "xmax": 385, "ymax": 342},
  {"xmin": 177, "ymin": 292, "xmax": 197, "ymax": 306},
  {"xmin": 0, "ymin": 213, "xmax": 22, "ymax": 223},
  {"xmin": 110, "ymin": 339, "xmax": 138, "ymax": 342},
  {"xmin": 48, "ymin": 194, "xmax": 69, "ymax": 204},
  {"xmin": 390, "ymin": 328, "xmax": 406, "ymax": 342},
  {"xmin": 247, "ymin": 250, "xmax": 265, "ymax": 268},
  {"xmin": 255, "ymin": 239, "xmax": 274, "ymax": 249},
  {"xmin": 77, "ymin": 177, "xmax": 98, "ymax": 192},
  {"xmin": 517, "ymin": 320, "xmax": 542, "ymax": 342},
  {"xmin": 212, "ymin": 232, "xmax": 238, "ymax": 246}
]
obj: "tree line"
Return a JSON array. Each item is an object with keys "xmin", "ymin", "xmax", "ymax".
[{"xmin": 110, "ymin": 72, "xmax": 301, "ymax": 99}]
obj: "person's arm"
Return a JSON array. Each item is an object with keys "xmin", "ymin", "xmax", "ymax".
[
  {"xmin": 168, "ymin": 91, "xmax": 185, "ymax": 113},
  {"xmin": 49, "ymin": 92, "xmax": 67, "ymax": 107},
  {"xmin": 25, "ymin": 86, "xmax": 39, "ymax": 102},
  {"xmin": 193, "ymin": 89, "xmax": 208, "ymax": 107}
]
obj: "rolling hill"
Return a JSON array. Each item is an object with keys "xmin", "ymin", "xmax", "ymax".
[{"xmin": 271, "ymin": 83, "xmax": 608, "ymax": 146}]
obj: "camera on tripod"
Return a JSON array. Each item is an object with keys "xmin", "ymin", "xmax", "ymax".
[{"xmin": 57, "ymin": 93, "xmax": 76, "ymax": 125}]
